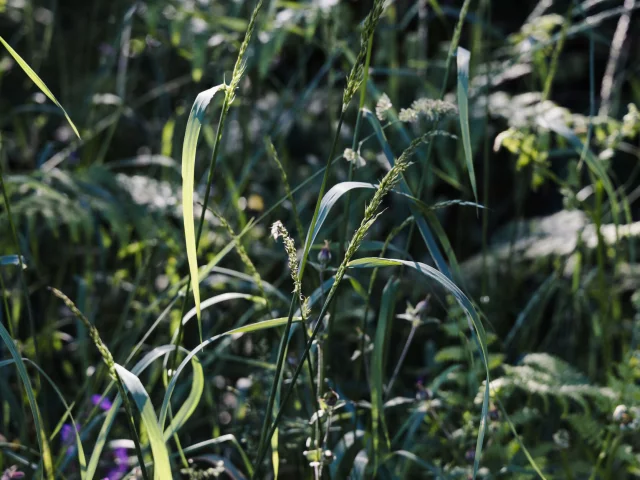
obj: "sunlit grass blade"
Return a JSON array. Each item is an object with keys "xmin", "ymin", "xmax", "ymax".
[
  {"xmin": 456, "ymin": 47, "xmax": 477, "ymax": 205},
  {"xmin": 181, "ymin": 84, "xmax": 226, "ymax": 332},
  {"xmin": 0, "ymin": 321, "xmax": 55, "ymax": 479},
  {"xmin": 114, "ymin": 364, "xmax": 172, "ymax": 480},
  {"xmin": 162, "ymin": 354, "xmax": 203, "ymax": 441},
  {"xmin": 371, "ymin": 277, "xmax": 398, "ymax": 471},
  {"xmin": 0, "ymin": 36, "xmax": 80, "ymax": 139},
  {"xmin": 86, "ymin": 345, "xmax": 179, "ymax": 479},
  {"xmin": 171, "ymin": 293, "xmax": 267, "ymax": 344},
  {"xmin": 347, "ymin": 257, "xmax": 490, "ymax": 478},
  {"xmin": 159, "ymin": 317, "xmax": 303, "ymax": 431}
]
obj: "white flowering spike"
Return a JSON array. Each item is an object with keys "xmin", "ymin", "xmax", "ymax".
[
  {"xmin": 271, "ymin": 221, "xmax": 284, "ymax": 240},
  {"xmin": 375, "ymin": 93, "xmax": 392, "ymax": 121},
  {"xmin": 343, "ymin": 148, "xmax": 366, "ymax": 168},
  {"xmin": 399, "ymin": 108, "xmax": 418, "ymax": 123}
]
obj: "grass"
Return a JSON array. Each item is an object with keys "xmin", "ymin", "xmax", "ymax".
[{"xmin": 1, "ymin": 0, "xmax": 640, "ymax": 479}]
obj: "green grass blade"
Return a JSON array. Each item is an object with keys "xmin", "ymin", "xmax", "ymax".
[
  {"xmin": 0, "ymin": 321, "xmax": 55, "ymax": 479},
  {"xmin": 456, "ymin": 47, "xmax": 477, "ymax": 204},
  {"xmin": 162, "ymin": 354, "xmax": 203, "ymax": 441},
  {"xmin": 495, "ymin": 398, "xmax": 548, "ymax": 480},
  {"xmin": 114, "ymin": 364, "xmax": 173, "ymax": 480},
  {"xmin": 171, "ymin": 293, "xmax": 267, "ymax": 344},
  {"xmin": 0, "ymin": 358, "xmax": 86, "ymax": 479},
  {"xmin": 371, "ymin": 277, "xmax": 399, "ymax": 471},
  {"xmin": 86, "ymin": 345, "xmax": 176, "ymax": 479},
  {"xmin": 347, "ymin": 257, "xmax": 490, "ymax": 478},
  {"xmin": 363, "ymin": 109, "xmax": 454, "ymax": 279},
  {"xmin": 159, "ymin": 317, "xmax": 302, "ymax": 430},
  {"xmin": 0, "ymin": 36, "xmax": 80, "ymax": 139},
  {"xmin": 181, "ymin": 84, "xmax": 226, "ymax": 330}
]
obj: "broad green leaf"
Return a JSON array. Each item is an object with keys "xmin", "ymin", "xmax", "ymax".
[
  {"xmin": 0, "ymin": 36, "xmax": 80, "ymax": 138},
  {"xmin": 347, "ymin": 257, "xmax": 490, "ymax": 476},
  {"xmin": 181, "ymin": 84, "xmax": 226, "ymax": 331},
  {"xmin": 456, "ymin": 47, "xmax": 477, "ymax": 204},
  {"xmin": 114, "ymin": 364, "xmax": 173, "ymax": 480},
  {"xmin": 0, "ymin": 321, "xmax": 55, "ymax": 479},
  {"xmin": 371, "ymin": 278, "xmax": 398, "ymax": 471}
]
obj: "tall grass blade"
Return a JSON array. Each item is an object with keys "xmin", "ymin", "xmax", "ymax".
[
  {"xmin": 456, "ymin": 47, "xmax": 477, "ymax": 204},
  {"xmin": 162, "ymin": 354, "xmax": 203, "ymax": 441},
  {"xmin": 181, "ymin": 84, "xmax": 226, "ymax": 329},
  {"xmin": 113, "ymin": 364, "xmax": 173, "ymax": 480},
  {"xmin": 0, "ymin": 36, "xmax": 80, "ymax": 138},
  {"xmin": 371, "ymin": 277, "xmax": 398, "ymax": 471},
  {"xmin": 0, "ymin": 321, "xmax": 55, "ymax": 479}
]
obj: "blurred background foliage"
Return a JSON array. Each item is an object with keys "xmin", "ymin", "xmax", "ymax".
[{"xmin": 1, "ymin": 0, "xmax": 640, "ymax": 478}]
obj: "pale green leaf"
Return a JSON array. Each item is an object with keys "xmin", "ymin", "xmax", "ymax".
[
  {"xmin": 456, "ymin": 47, "xmax": 477, "ymax": 203},
  {"xmin": 114, "ymin": 364, "xmax": 173, "ymax": 480},
  {"xmin": 181, "ymin": 84, "xmax": 226, "ymax": 330}
]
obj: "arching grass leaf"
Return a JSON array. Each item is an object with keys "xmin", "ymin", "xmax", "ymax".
[
  {"xmin": 114, "ymin": 364, "xmax": 172, "ymax": 480},
  {"xmin": 0, "ymin": 36, "xmax": 80, "ymax": 138},
  {"xmin": 181, "ymin": 84, "xmax": 226, "ymax": 332},
  {"xmin": 347, "ymin": 257, "xmax": 489, "ymax": 477}
]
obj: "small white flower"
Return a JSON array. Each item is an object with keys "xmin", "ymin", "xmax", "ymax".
[
  {"xmin": 613, "ymin": 404, "xmax": 629, "ymax": 423},
  {"xmin": 343, "ymin": 148, "xmax": 366, "ymax": 168},
  {"xmin": 399, "ymin": 108, "xmax": 418, "ymax": 123},
  {"xmin": 376, "ymin": 93, "xmax": 393, "ymax": 121},
  {"xmin": 271, "ymin": 221, "xmax": 283, "ymax": 240}
]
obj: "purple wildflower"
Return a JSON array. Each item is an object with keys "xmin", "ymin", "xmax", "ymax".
[
  {"xmin": 92, "ymin": 394, "xmax": 113, "ymax": 411},
  {"xmin": 1, "ymin": 466, "xmax": 25, "ymax": 479},
  {"xmin": 60, "ymin": 423, "xmax": 78, "ymax": 456},
  {"xmin": 105, "ymin": 447, "xmax": 129, "ymax": 480}
]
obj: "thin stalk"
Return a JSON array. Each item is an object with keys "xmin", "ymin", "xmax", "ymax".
[
  {"xmin": 253, "ymin": 112, "xmax": 346, "ymax": 475},
  {"xmin": 0, "ymin": 160, "xmax": 39, "ymax": 364},
  {"xmin": 541, "ymin": 3, "xmax": 573, "ymax": 102},
  {"xmin": 330, "ymin": 35, "xmax": 375, "ymax": 379},
  {"xmin": 254, "ymin": 134, "xmax": 424, "ymax": 476},
  {"xmin": 385, "ymin": 320, "xmax": 418, "ymax": 397},
  {"xmin": 113, "ymin": 375, "xmax": 150, "ymax": 480}
]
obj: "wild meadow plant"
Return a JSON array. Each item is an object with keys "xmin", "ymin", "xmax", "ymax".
[{"xmin": 1, "ymin": 0, "xmax": 640, "ymax": 479}]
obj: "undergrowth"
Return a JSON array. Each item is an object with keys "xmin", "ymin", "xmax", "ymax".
[{"xmin": 0, "ymin": 0, "xmax": 640, "ymax": 479}]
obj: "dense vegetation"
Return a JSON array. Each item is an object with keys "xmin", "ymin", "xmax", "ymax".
[{"xmin": 1, "ymin": 0, "xmax": 640, "ymax": 478}]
